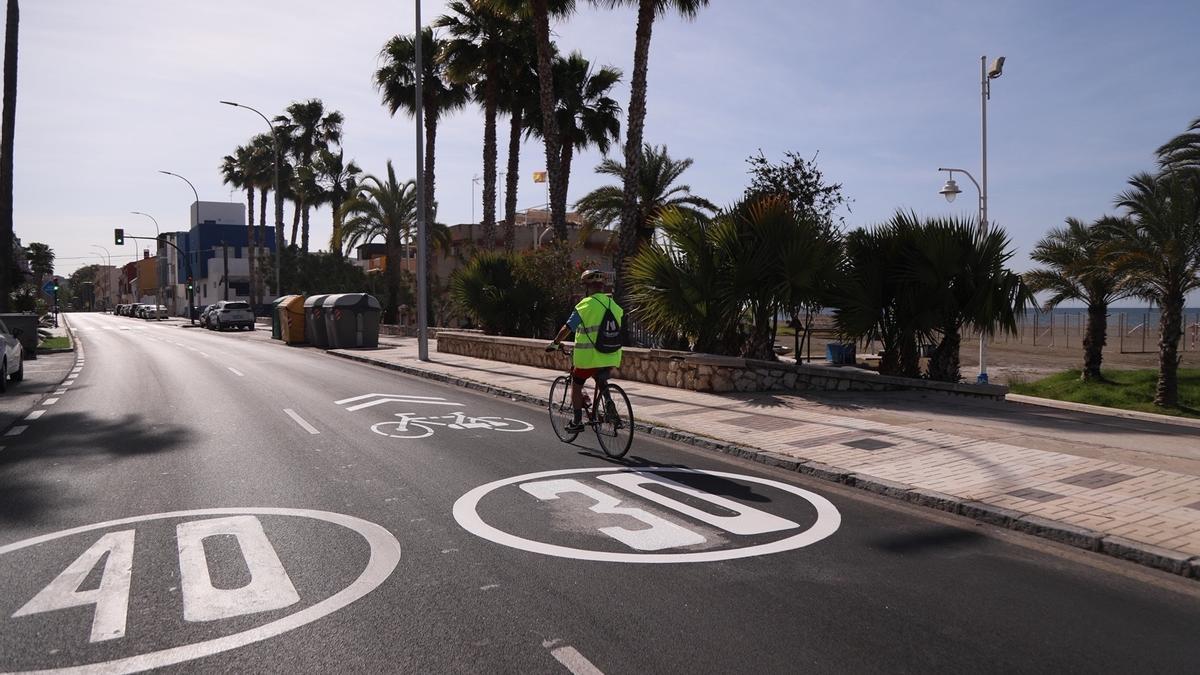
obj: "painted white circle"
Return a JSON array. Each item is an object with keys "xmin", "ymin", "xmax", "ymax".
[
  {"xmin": 453, "ymin": 467, "xmax": 840, "ymax": 563},
  {"xmin": 0, "ymin": 507, "xmax": 401, "ymax": 674}
]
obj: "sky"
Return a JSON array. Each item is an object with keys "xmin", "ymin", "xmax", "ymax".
[{"xmin": 8, "ymin": 0, "xmax": 1200, "ymax": 291}]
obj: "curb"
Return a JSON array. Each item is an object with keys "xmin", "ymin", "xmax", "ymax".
[
  {"xmin": 324, "ymin": 348, "xmax": 1200, "ymax": 582},
  {"xmin": 36, "ymin": 323, "xmax": 75, "ymax": 355},
  {"xmin": 1008, "ymin": 393, "xmax": 1200, "ymax": 430}
]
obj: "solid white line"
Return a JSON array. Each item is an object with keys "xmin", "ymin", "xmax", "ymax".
[
  {"xmin": 5, "ymin": 426, "xmax": 28, "ymax": 437},
  {"xmin": 227, "ymin": 367, "xmax": 245, "ymax": 377},
  {"xmin": 549, "ymin": 645, "xmax": 605, "ymax": 675},
  {"xmin": 283, "ymin": 409, "xmax": 320, "ymax": 435},
  {"xmin": 44, "ymin": 398, "xmax": 59, "ymax": 405}
]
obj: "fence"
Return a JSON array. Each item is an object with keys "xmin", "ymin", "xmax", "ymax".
[{"xmin": 992, "ymin": 311, "xmax": 1200, "ymax": 353}]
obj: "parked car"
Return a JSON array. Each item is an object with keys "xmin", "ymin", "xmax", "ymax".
[
  {"xmin": 209, "ymin": 301, "xmax": 255, "ymax": 331},
  {"xmin": 142, "ymin": 305, "xmax": 168, "ymax": 320},
  {"xmin": 199, "ymin": 304, "xmax": 218, "ymax": 328},
  {"xmin": 0, "ymin": 318, "xmax": 24, "ymax": 393}
]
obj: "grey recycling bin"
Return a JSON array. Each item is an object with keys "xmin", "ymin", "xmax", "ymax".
[
  {"xmin": 323, "ymin": 293, "xmax": 382, "ymax": 349},
  {"xmin": 302, "ymin": 294, "xmax": 333, "ymax": 348}
]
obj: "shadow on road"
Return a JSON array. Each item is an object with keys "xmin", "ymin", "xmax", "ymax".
[
  {"xmin": 871, "ymin": 526, "xmax": 986, "ymax": 554},
  {"xmin": 0, "ymin": 410, "xmax": 188, "ymax": 525}
]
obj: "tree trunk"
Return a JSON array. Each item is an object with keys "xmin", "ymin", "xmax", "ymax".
[
  {"xmin": 612, "ymin": 0, "xmax": 655, "ymax": 312},
  {"xmin": 273, "ymin": 150, "xmax": 285, "ymax": 296},
  {"xmin": 743, "ymin": 303, "xmax": 776, "ymax": 361},
  {"xmin": 331, "ymin": 194, "xmax": 343, "ymax": 258},
  {"xmin": 503, "ymin": 109, "xmax": 522, "ymax": 252},
  {"xmin": 258, "ymin": 186, "xmax": 268, "ymax": 303},
  {"xmin": 554, "ymin": 143, "xmax": 573, "ymax": 229},
  {"xmin": 0, "ymin": 0, "xmax": 18, "ymax": 313},
  {"xmin": 246, "ymin": 186, "xmax": 255, "ymax": 308},
  {"xmin": 481, "ymin": 75, "xmax": 499, "ymax": 247},
  {"xmin": 927, "ymin": 325, "xmax": 962, "ymax": 382},
  {"xmin": 1155, "ymin": 292, "xmax": 1183, "ymax": 407},
  {"xmin": 301, "ymin": 204, "xmax": 310, "ymax": 253},
  {"xmin": 529, "ymin": 0, "xmax": 565, "ymax": 239},
  {"xmin": 1081, "ymin": 303, "xmax": 1107, "ymax": 382},
  {"xmin": 290, "ymin": 204, "xmax": 300, "ymax": 248},
  {"xmin": 384, "ymin": 231, "xmax": 401, "ymax": 325}
]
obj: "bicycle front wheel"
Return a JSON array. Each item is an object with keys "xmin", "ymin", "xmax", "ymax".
[
  {"xmin": 548, "ymin": 376, "xmax": 578, "ymax": 443},
  {"xmin": 594, "ymin": 383, "xmax": 634, "ymax": 458}
]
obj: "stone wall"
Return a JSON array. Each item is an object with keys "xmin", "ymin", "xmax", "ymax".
[{"xmin": 435, "ymin": 331, "xmax": 1007, "ymax": 400}]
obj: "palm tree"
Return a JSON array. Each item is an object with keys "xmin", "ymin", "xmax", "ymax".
[
  {"xmin": 314, "ymin": 149, "xmax": 362, "ymax": 257},
  {"xmin": 489, "ymin": 0, "xmax": 578, "ymax": 239},
  {"xmin": 597, "ymin": 0, "xmax": 711, "ymax": 309},
  {"xmin": 0, "ymin": 0, "xmax": 18, "ymax": 312},
  {"xmin": 1157, "ymin": 117, "xmax": 1200, "ymax": 173},
  {"xmin": 498, "ymin": 30, "xmax": 540, "ymax": 250},
  {"xmin": 1109, "ymin": 171, "xmax": 1200, "ymax": 407},
  {"xmin": 275, "ymin": 99, "xmax": 344, "ymax": 254},
  {"xmin": 244, "ymin": 133, "xmax": 276, "ymax": 304},
  {"xmin": 1025, "ymin": 217, "xmax": 1131, "ymax": 382},
  {"xmin": 24, "ymin": 241, "xmax": 51, "ymax": 297},
  {"xmin": 527, "ymin": 51, "xmax": 622, "ymax": 229},
  {"xmin": 220, "ymin": 144, "xmax": 258, "ymax": 306},
  {"xmin": 437, "ymin": 1, "xmax": 524, "ymax": 246},
  {"xmin": 575, "ymin": 143, "xmax": 715, "ymax": 247},
  {"xmin": 338, "ymin": 161, "xmax": 417, "ymax": 324}
]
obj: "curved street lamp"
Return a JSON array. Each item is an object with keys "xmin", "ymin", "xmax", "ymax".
[
  {"xmin": 219, "ymin": 99, "xmax": 284, "ymax": 301},
  {"xmin": 159, "ymin": 170, "xmax": 200, "ymax": 323},
  {"xmin": 936, "ymin": 55, "xmax": 1004, "ymax": 385}
]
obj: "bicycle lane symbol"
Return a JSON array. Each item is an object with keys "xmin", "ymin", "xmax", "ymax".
[{"xmin": 334, "ymin": 393, "xmax": 535, "ymax": 439}]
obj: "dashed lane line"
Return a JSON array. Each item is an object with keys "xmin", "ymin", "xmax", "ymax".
[
  {"xmin": 53, "ymin": 389, "xmax": 66, "ymax": 395},
  {"xmin": 25, "ymin": 410, "xmax": 46, "ymax": 421},
  {"xmin": 44, "ymin": 398, "xmax": 59, "ymax": 405},
  {"xmin": 283, "ymin": 409, "xmax": 320, "ymax": 435},
  {"xmin": 544, "ymin": 641, "xmax": 605, "ymax": 675},
  {"xmin": 228, "ymin": 367, "xmax": 245, "ymax": 377},
  {"xmin": 5, "ymin": 426, "xmax": 28, "ymax": 437}
]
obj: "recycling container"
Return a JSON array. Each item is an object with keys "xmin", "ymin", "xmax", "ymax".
[
  {"xmin": 303, "ymin": 294, "xmax": 333, "ymax": 348},
  {"xmin": 825, "ymin": 342, "xmax": 856, "ymax": 365},
  {"xmin": 270, "ymin": 296, "xmax": 289, "ymax": 340},
  {"xmin": 323, "ymin": 293, "xmax": 382, "ymax": 349},
  {"xmin": 278, "ymin": 295, "xmax": 307, "ymax": 344}
]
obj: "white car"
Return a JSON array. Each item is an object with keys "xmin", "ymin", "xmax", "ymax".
[
  {"xmin": 0, "ymin": 318, "xmax": 25, "ymax": 393},
  {"xmin": 209, "ymin": 301, "xmax": 255, "ymax": 331}
]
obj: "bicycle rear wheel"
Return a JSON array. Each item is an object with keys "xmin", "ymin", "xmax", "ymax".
[
  {"xmin": 548, "ymin": 376, "xmax": 578, "ymax": 442},
  {"xmin": 594, "ymin": 383, "xmax": 634, "ymax": 458}
]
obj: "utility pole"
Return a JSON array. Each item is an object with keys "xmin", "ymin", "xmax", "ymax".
[{"xmin": 222, "ymin": 240, "xmax": 229, "ymax": 301}]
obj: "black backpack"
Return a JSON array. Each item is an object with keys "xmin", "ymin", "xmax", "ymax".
[{"xmin": 593, "ymin": 296, "xmax": 623, "ymax": 354}]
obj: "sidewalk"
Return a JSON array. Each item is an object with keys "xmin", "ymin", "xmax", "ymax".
[{"xmin": 329, "ymin": 337, "xmax": 1200, "ymax": 579}]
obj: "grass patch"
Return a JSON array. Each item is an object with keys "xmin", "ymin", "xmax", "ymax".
[
  {"xmin": 1009, "ymin": 368, "xmax": 1200, "ymax": 419},
  {"xmin": 38, "ymin": 336, "xmax": 71, "ymax": 350}
]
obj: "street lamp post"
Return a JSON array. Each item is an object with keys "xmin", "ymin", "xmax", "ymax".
[
  {"xmin": 159, "ymin": 170, "xmax": 200, "ymax": 324},
  {"xmin": 937, "ymin": 54, "xmax": 1004, "ymax": 384},
  {"xmin": 414, "ymin": 0, "xmax": 430, "ymax": 361},
  {"xmin": 90, "ymin": 245, "xmax": 112, "ymax": 310},
  {"xmin": 130, "ymin": 211, "xmax": 163, "ymax": 320},
  {"xmin": 220, "ymin": 100, "xmax": 284, "ymax": 302}
]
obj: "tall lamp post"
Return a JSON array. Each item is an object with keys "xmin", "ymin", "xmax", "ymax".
[
  {"xmin": 90, "ymin": 245, "xmax": 112, "ymax": 309},
  {"xmin": 159, "ymin": 170, "xmax": 200, "ymax": 324},
  {"xmin": 414, "ymin": 0, "xmax": 430, "ymax": 361},
  {"xmin": 130, "ymin": 211, "xmax": 163, "ymax": 320},
  {"xmin": 219, "ymin": 100, "xmax": 284, "ymax": 300},
  {"xmin": 937, "ymin": 54, "xmax": 1004, "ymax": 385}
]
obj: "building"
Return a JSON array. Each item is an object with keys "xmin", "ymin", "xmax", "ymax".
[{"xmin": 157, "ymin": 201, "xmax": 277, "ymax": 314}]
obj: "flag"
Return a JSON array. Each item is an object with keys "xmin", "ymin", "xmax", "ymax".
[{"xmin": 532, "ymin": 171, "xmax": 547, "ymax": 183}]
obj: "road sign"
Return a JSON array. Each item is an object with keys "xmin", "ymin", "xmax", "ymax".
[
  {"xmin": 454, "ymin": 468, "xmax": 841, "ymax": 563},
  {"xmin": 42, "ymin": 279, "xmax": 56, "ymax": 294},
  {"xmin": 0, "ymin": 508, "xmax": 400, "ymax": 672}
]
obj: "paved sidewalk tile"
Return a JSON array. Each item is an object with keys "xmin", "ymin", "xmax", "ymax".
[{"xmin": 329, "ymin": 340, "xmax": 1200, "ymax": 570}]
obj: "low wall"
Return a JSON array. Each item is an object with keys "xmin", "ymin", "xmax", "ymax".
[{"xmin": 435, "ymin": 331, "xmax": 1007, "ymax": 400}]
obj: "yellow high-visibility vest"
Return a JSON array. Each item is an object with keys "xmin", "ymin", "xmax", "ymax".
[{"xmin": 573, "ymin": 293, "xmax": 623, "ymax": 369}]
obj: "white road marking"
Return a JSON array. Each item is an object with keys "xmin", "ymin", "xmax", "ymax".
[
  {"xmin": 283, "ymin": 409, "xmax": 320, "ymax": 435},
  {"xmin": 335, "ymin": 393, "xmax": 464, "ymax": 411},
  {"xmin": 198, "ymin": 351, "xmax": 210, "ymax": 358},
  {"xmin": 54, "ymin": 388, "xmax": 67, "ymax": 395},
  {"xmin": 25, "ymin": 410, "xmax": 46, "ymax": 421},
  {"xmin": 5, "ymin": 425, "xmax": 28, "ymax": 436},
  {"xmin": 177, "ymin": 516, "xmax": 300, "ymax": 622},
  {"xmin": 227, "ymin": 367, "xmax": 244, "ymax": 377},
  {"xmin": 0, "ymin": 507, "xmax": 401, "ymax": 673},
  {"xmin": 13, "ymin": 529, "xmax": 136, "ymax": 642},
  {"xmin": 44, "ymin": 398, "xmax": 59, "ymax": 405},
  {"xmin": 543, "ymin": 641, "xmax": 605, "ymax": 675}
]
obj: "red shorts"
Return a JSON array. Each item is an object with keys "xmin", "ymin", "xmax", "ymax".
[{"xmin": 571, "ymin": 367, "xmax": 610, "ymax": 385}]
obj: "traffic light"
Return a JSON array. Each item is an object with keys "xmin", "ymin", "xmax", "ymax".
[
  {"xmin": 114, "ymin": 228, "xmax": 124, "ymax": 245},
  {"xmin": 52, "ymin": 278, "xmax": 60, "ymax": 292},
  {"xmin": 187, "ymin": 276, "xmax": 194, "ymax": 292}
]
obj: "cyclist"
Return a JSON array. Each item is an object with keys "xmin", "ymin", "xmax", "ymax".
[{"xmin": 547, "ymin": 269, "xmax": 624, "ymax": 432}]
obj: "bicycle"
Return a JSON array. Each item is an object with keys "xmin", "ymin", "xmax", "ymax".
[{"xmin": 545, "ymin": 344, "xmax": 634, "ymax": 458}]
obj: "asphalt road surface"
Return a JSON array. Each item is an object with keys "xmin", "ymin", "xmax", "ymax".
[{"xmin": 1, "ymin": 312, "xmax": 1197, "ymax": 674}]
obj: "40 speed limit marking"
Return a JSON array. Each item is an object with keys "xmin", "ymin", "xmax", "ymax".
[{"xmin": 453, "ymin": 467, "xmax": 841, "ymax": 563}]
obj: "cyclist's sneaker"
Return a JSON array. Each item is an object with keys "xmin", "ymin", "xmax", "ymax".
[{"xmin": 565, "ymin": 420, "xmax": 585, "ymax": 433}]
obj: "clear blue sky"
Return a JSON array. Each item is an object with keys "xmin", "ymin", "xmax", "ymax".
[{"xmin": 8, "ymin": 0, "xmax": 1200, "ymax": 287}]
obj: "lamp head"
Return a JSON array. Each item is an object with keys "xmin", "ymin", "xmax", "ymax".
[
  {"xmin": 939, "ymin": 178, "xmax": 962, "ymax": 203},
  {"xmin": 219, "ymin": 100, "xmax": 239, "ymax": 107},
  {"xmin": 988, "ymin": 56, "xmax": 1005, "ymax": 79}
]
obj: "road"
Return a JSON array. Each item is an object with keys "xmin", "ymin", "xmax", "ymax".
[{"xmin": 1, "ymin": 312, "xmax": 1197, "ymax": 674}]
